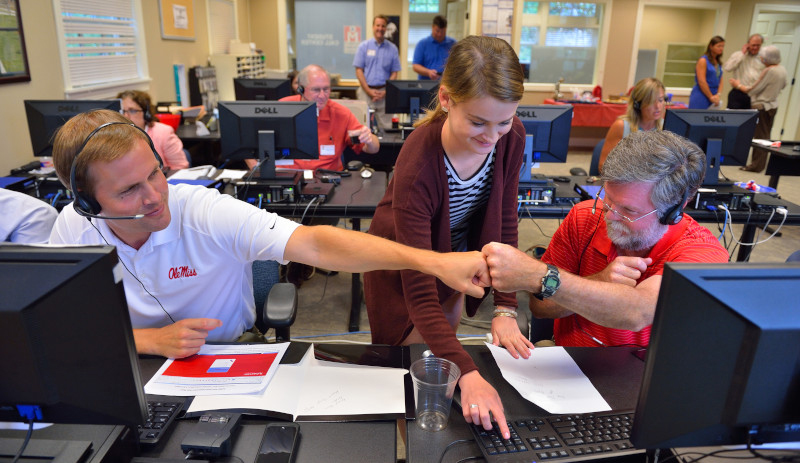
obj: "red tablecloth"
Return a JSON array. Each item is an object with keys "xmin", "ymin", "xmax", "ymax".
[{"xmin": 544, "ymin": 99, "xmax": 627, "ymax": 128}]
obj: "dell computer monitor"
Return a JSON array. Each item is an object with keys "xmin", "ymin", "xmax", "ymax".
[
  {"xmin": 218, "ymin": 101, "xmax": 318, "ymax": 180},
  {"xmin": 24, "ymin": 99, "xmax": 122, "ymax": 157},
  {"xmin": 385, "ymin": 80, "xmax": 439, "ymax": 124},
  {"xmin": 515, "ymin": 105, "xmax": 573, "ymax": 182},
  {"xmin": 663, "ymin": 109, "xmax": 758, "ymax": 185},
  {"xmin": 632, "ymin": 262, "xmax": 800, "ymax": 449},
  {"xmin": 234, "ymin": 78, "xmax": 293, "ymax": 101},
  {"xmin": 0, "ymin": 244, "xmax": 147, "ymax": 427}
]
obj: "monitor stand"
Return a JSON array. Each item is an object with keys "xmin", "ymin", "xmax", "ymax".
[
  {"xmin": 519, "ymin": 134, "xmax": 548, "ymax": 184},
  {"xmin": 703, "ymin": 138, "xmax": 733, "ymax": 186},
  {"xmin": 254, "ymin": 129, "xmax": 303, "ymax": 188}
]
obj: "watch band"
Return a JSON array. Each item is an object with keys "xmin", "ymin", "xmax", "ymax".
[{"xmin": 533, "ymin": 263, "xmax": 561, "ymax": 301}]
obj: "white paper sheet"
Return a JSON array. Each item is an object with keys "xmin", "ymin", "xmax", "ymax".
[
  {"xmin": 144, "ymin": 343, "xmax": 289, "ymax": 396},
  {"xmin": 187, "ymin": 344, "xmax": 408, "ymax": 420},
  {"xmin": 486, "ymin": 343, "xmax": 611, "ymax": 414}
]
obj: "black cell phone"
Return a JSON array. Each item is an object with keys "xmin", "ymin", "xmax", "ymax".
[{"xmin": 256, "ymin": 422, "xmax": 300, "ymax": 463}]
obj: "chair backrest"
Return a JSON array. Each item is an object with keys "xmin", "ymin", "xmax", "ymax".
[
  {"xmin": 787, "ymin": 250, "xmax": 800, "ymax": 262},
  {"xmin": 333, "ymin": 99, "xmax": 369, "ymax": 126},
  {"xmin": 252, "ymin": 260, "xmax": 281, "ymax": 329},
  {"xmin": 590, "ymin": 139, "xmax": 604, "ymax": 177}
]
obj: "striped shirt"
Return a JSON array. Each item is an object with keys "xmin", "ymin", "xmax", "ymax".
[
  {"xmin": 542, "ymin": 200, "xmax": 729, "ymax": 348},
  {"xmin": 445, "ymin": 149, "xmax": 495, "ymax": 252}
]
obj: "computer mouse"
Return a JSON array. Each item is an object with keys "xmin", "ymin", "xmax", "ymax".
[
  {"xmin": 347, "ymin": 160, "xmax": 364, "ymax": 171},
  {"xmin": 361, "ymin": 169, "xmax": 373, "ymax": 179},
  {"xmin": 793, "ymin": 145, "xmax": 800, "ymax": 152}
]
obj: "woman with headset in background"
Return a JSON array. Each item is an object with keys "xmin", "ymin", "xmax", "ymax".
[
  {"xmin": 598, "ymin": 77, "xmax": 665, "ymax": 172},
  {"xmin": 364, "ymin": 36, "xmax": 532, "ymax": 440},
  {"xmin": 117, "ymin": 90, "xmax": 189, "ymax": 170}
]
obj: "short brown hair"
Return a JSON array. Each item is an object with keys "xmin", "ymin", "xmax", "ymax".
[
  {"xmin": 53, "ymin": 109, "xmax": 151, "ymax": 195},
  {"xmin": 116, "ymin": 89, "xmax": 156, "ymax": 125}
]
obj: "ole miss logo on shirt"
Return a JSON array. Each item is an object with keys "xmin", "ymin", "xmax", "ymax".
[{"xmin": 168, "ymin": 265, "xmax": 197, "ymax": 279}]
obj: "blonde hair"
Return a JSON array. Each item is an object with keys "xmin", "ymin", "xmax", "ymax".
[
  {"xmin": 625, "ymin": 77, "xmax": 665, "ymax": 132},
  {"xmin": 415, "ymin": 35, "xmax": 524, "ymax": 127}
]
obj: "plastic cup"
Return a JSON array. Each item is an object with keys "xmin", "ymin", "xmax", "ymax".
[{"xmin": 410, "ymin": 357, "xmax": 461, "ymax": 431}]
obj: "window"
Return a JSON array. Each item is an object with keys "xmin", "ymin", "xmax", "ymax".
[
  {"xmin": 410, "ymin": 0, "xmax": 440, "ymax": 14},
  {"xmin": 53, "ymin": 0, "xmax": 148, "ymax": 97},
  {"xmin": 517, "ymin": 2, "xmax": 605, "ymax": 85}
]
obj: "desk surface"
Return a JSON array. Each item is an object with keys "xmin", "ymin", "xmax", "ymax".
[
  {"xmin": 138, "ymin": 344, "xmax": 401, "ymax": 463},
  {"xmin": 260, "ymin": 170, "xmax": 387, "ymax": 219},
  {"xmin": 405, "ymin": 344, "xmax": 646, "ymax": 463}
]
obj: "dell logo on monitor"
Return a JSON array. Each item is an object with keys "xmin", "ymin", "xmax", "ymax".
[
  {"xmin": 517, "ymin": 109, "xmax": 537, "ymax": 118},
  {"xmin": 255, "ymin": 106, "xmax": 278, "ymax": 114},
  {"xmin": 57, "ymin": 105, "xmax": 79, "ymax": 113},
  {"xmin": 704, "ymin": 115, "xmax": 726, "ymax": 123}
]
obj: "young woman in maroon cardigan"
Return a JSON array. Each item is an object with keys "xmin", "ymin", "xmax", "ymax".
[{"xmin": 364, "ymin": 35, "xmax": 532, "ymax": 439}]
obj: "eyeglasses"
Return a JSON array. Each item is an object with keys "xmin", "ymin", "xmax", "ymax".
[
  {"xmin": 594, "ymin": 185, "xmax": 658, "ymax": 223},
  {"xmin": 305, "ymin": 86, "xmax": 330, "ymax": 94},
  {"xmin": 122, "ymin": 108, "xmax": 143, "ymax": 115}
]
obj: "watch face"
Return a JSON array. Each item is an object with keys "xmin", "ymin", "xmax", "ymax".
[{"xmin": 544, "ymin": 279, "xmax": 559, "ymax": 289}]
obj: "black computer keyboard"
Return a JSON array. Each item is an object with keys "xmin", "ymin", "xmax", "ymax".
[
  {"xmin": 137, "ymin": 398, "xmax": 186, "ymax": 447},
  {"xmin": 469, "ymin": 410, "xmax": 643, "ymax": 462}
]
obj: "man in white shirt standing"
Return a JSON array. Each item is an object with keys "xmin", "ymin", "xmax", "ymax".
[{"xmin": 723, "ymin": 34, "xmax": 764, "ymax": 109}]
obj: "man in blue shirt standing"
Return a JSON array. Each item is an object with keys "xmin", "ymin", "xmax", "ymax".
[
  {"xmin": 353, "ymin": 14, "xmax": 401, "ymax": 130},
  {"xmin": 413, "ymin": 16, "xmax": 455, "ymax": 80}
]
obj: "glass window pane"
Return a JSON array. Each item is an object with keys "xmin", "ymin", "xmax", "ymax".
[
  {"xmin": 522, "ymin": 1, "xmax": 603, "ymax": 84},
  {"xmin": 523, "ymin": 2, "xmax": 540, "ymax": 14}
]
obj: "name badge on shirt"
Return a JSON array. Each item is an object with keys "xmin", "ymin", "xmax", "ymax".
[
  {"xmin": 320, "ymin": 145, "xmax": 336, "ymax": 156},
  {"xmin": 367, "ymin": 49, "xmax": 377, "ymax": 57}
]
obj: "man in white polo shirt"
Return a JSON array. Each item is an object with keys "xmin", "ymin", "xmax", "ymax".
[{"xmin": 48, "ymin": 109, "xmax": 490, "ymax": 359}]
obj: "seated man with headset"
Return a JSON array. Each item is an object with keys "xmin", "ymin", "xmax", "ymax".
[
  {"xmin": 482, "ymin": 130, "xmax": 728, "ymax": 347},
  {"xmin": 48, "ymin": 109, "xmax": 491, "ymax": 359}
]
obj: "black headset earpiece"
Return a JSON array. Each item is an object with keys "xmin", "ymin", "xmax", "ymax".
[
  {"xmin": 659, "ymin": 189, "xmax": 689, "ymax": 225},
  {"xmin": 70, "ymin": 121, "xmax": 163, "ymax": 218},
  {"xmin": 143, "ymin": 102, "xmax": 152, "ymax": 123},
  {"xmin": 632, "ymin": 99, "xmax": 642, "ymax": 113},
  {"xmin": 297, "ymin": 85, "xmax": 305, "ymax": 96}
]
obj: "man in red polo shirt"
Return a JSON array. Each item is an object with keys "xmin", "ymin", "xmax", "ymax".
[
  {"xmin": 278, "ymin": 64, "xmax": 379, "ymax": 171},
  {"xmin": 483, "ymin": 130, "xmax": 728, "ymax": 347}
]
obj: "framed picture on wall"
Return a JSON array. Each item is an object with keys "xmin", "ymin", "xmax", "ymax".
[
  {"xmin": 159, "ymin": 0, "xmax": 196, "ymax": 41},
  {"xmin": 0, "ymin": 0, "xmax": 32, "ymax": 84}
]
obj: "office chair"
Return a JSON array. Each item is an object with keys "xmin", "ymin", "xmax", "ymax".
[
  {"xmin": 570, "ymin": 139, "xmax": 604, "ymax": 177},
  {"xmin": 252, "ymin": 260, "xmax": 297, "ymax": 342}
]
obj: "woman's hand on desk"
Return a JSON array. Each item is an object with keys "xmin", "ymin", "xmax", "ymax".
[
  {"xmin": 491, "ymin": 313, "xmax": 534, "ymax": 359},
  {"xmin": 459, "ymin": 371, "xmax": 511, "ymax": 439},
  {"xmin": 133, "ymin": 318, "xmax": 222, "ymax": 358}
]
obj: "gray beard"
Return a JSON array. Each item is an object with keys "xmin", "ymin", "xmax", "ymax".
[{"xmin": 605, "ymin": 218, "xmax": 669, "ymax": 252}]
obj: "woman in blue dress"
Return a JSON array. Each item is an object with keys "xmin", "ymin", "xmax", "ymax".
[{"xmin": 689, "ymin": 36, "xmax": 725, "ymax": 108}]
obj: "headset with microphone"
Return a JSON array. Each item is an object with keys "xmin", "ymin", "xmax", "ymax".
[{"xmin": 70, "ymin": 121, "xmax": 163, "ymax": 220}]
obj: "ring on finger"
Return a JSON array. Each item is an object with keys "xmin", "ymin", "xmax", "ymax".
[{"xmin": 470, "ymin": 404, "xmax": 479, "ymax": 409}]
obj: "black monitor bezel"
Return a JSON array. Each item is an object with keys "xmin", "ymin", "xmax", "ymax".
[
  {"xmin": 631, "ymin": 262, "xmax": 800, "ymax": 449},
  {"xmin": 0, "ymin": 244, "xmax": 147, "ymax": 426},
  {"xmin": 24, "ymin": 99, "xmax": 122, "ymax": 158},
  {"xmin": 233, "ymin": 78, "xmax": 293, "ymax": 101},
  {"xmin": 384, "ymin": 80, "xmax": 440, "ymax": 116}
]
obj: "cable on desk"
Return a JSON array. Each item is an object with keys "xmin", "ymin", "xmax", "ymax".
[
  {"xmin": 438, "ymin": 438, "xmax": 477, "ymax": 463},
  {"xmin": 720, "ymin": 205, "xmax": 787, "ymax": 260},
  {"xmin": 342, "ymin": 177, "xmax": 365, "ymax": 225},
  {"xmin": 10, "ymin": 418, "xmax": 34, "ymax": 463}
]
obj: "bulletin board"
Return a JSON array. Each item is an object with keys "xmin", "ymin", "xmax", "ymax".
[{"xmin": 159, "ymin": 0, "xmax": 196, "ymax": 41}]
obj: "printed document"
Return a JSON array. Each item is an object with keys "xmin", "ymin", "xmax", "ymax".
[
  {"xmin": 187, "ymin": 344, "xmax": 408, "ymax": 421},
  {"xmin": 486, "ymin": 343, "xmax": 611, "ymax": 414},
  {"xmin": 144, "ymin": 343, "xmax": 289, "ymax": 396}
]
